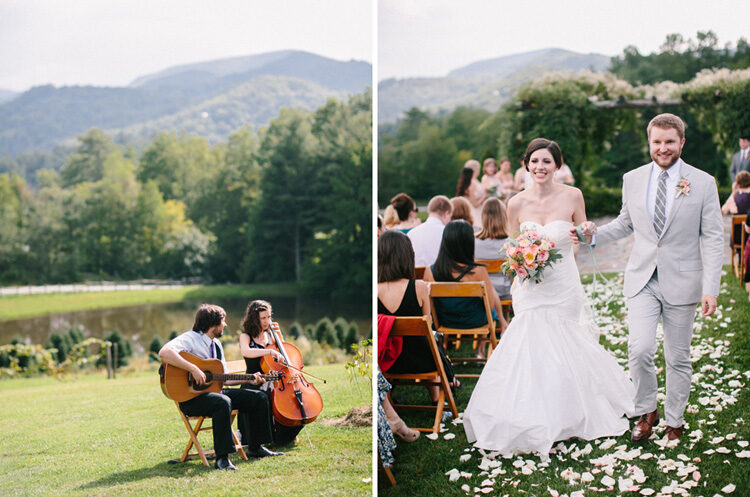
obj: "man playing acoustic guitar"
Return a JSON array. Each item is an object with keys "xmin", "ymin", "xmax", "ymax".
[{"xmin": 159, "ymin": 304, "xmax": 284, "ymax": 470}]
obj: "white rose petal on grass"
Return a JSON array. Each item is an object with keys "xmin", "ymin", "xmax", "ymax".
[
  {"xmin": 599, "ymin": 439, "xmax": 617, "ymax": 450},
  {"xmin": 581, "ymin": 472, "xmax": 595, "ymax": 483},
  {"xmin": 426, "ymin": 433, "xmax": 439, "ymax": 440},
  {"xmin": 601, "ymin": 475, "xmax": 616, "ymax": 487},
  {"xmin": 736, "ymin": 450, "xmax": 750, "ymax": 458},
  {"xmin": 461, "ymin": 484, "xmax": 471, "ymax": 493},
  {"xmin": 446, "ymin": 469, "xmax": 461, "ymax": 482},
  {"xmin": 640, "ymin": 489, "xmax": 655, "ymax": 496},
  {"xmin": 716, "ymin": 447, "xmax": 731, "ymax": 454},
  {"xmin": 737, "ymin": 441, "xmax": 748, "ymax": 448},
  {"xmin": 460, "ymin": 454, "xmax": 472, "ymax": 463},
  {"xmin": 444, "ymin": 433, "xmax": 456, "ymax": 440},
  {"xmin": 722, "ymin": 483, "xmax": 736, "ymax": 493}
]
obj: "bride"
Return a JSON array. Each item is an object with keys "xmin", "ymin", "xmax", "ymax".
[{"xmin": 463, "ymin": 138, "xmax": 635, "ymax": 457}]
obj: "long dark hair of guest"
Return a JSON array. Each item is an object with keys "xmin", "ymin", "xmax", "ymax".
[
  {"xmin": 378, "ymin": 230, "xmax": 415, "ymax": 283},
  {"xmin": 432, "ymin": 220, "xmax": 479, "ymax": 281},
  {"xmin": 456, "ymin": 166, "xmax": 473, "ymax": 197},
  {"xmin": 241, "ymin": 300, "xmax": 272, "ymax": 338}
]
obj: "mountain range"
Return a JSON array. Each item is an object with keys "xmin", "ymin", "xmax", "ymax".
[
  {"xmin": 379, "ymin": 48, "xmax": 611, "ymax": 123},
  {"xmin": 0, "ymin": 50, "xmax": 371, "ymax": 157}
]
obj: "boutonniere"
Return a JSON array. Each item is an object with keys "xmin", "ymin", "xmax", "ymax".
[{"xmin": 675, "ymin": 177, "xmax": 690, "ymax": 198}]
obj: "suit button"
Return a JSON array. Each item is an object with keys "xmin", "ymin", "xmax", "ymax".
[{"xmin": 657, "ymin": 243, "xmax": 662, "ymax": 247}]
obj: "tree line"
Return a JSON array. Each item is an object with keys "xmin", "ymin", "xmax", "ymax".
[
  {"xmin": 379, "ymin": 32, "xmax": 749, "ymax": 213},
  {"xmin": 0, "ymin": 91, "xmax": 372, "ymax": 299}
]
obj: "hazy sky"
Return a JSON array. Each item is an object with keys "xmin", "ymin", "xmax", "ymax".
[
  {"xmin": 0, "ymin": 0, "xmax": 373, "ymax": 91},
  {"xmin": 379, "ymin": 0, "xmax": 749, "ymax": 80}
]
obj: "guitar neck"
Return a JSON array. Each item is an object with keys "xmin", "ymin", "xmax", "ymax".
[{"xmin": 212, "ymin": 373, "xmax": 277, "ymax": 382}]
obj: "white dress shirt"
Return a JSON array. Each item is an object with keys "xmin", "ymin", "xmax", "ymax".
[
  {"xmin": 407, "ymin": 216, "xmax": 445, "ymax": 267},
  {"xmin": 166, "ymin": 330, "xmax": 227, "ymax": 372},
  {"xmin": 646, "ymin": 159, "xmax": 682, "ymax": 223}
]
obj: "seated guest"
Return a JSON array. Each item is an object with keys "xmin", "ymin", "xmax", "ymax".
[
  {"xmin": 378, "ymin": 230, "xmax": 458, "ymax": 400},
  {"xmin": 378, "ymin": 369, "xmax": 419, "ymax": 442},
  {"xmin": 425, "ymin": 221, "xmax": 508, "ymax": 356},
  {"xmin": 722, "ymin": 171, "xmax": 750, "ymax": 215},
  {"xmin": 159, "ymin": 304, "xmax": 281, "ymax": 470},
  {"xmin": 450, "ymin": 196, "xmax": 475, "ymax": 228},
  {"xmin": 554, "ymin": 159, "xmax": 575, "ymax": 185},
  {"xmin": 514, "ymin": 156, "xmax": 527, "ymax": 191},
  {"xmin": 480, "ymin": 158, "xmax": 502, "ymax": 193},
  {"xmin": 408, "ymin": 195, "xmax": 452, "ymax": 267},
  {"xmin": 390, "ymin": 193, "xmax": 421, "ymax": 232},
  {"xmin": 744, "ymin": 215, "xmax": 750, "ymax": 295},
  {"xmin": 474, "ymin": 198, "xmax": 512, "ymax": 299},
  {"xmin": 239, "ymin": 300, "xmax": 303, "ymax": 446},
  {"xmin": 383, "ymin": 205, "xmax": 400, "ymax": 230}
]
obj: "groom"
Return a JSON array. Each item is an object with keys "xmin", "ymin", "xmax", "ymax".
[{"xmin": 571, "ymin": 113, "xmax": 723, "ymax": 442}]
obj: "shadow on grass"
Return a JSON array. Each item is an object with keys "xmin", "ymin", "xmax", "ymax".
[{"xmin": 78, "ymin": 459, "xmax": 213, "ymax": 489}]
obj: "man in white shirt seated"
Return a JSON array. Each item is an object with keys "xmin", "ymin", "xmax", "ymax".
[
  {"xmin": 159, "ymin": 304, "xmax": 283, "ymax": 470},
  {"xmin": 407, "ymin": 195, "xmax": 453, "ymax": 267}
]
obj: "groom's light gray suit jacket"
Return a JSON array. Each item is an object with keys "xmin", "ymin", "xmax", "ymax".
[{"xmin": 596, "ymin": 161, "xmax": 724, "ymax": 305}]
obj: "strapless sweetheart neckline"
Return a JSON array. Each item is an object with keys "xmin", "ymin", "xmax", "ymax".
[{"xmin": 519, "ymin": 219, "xmax": 573, "ymax": 228}]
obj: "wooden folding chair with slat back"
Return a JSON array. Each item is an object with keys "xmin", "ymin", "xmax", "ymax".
[
  {"xmin": 475, "ymin": 258, "xmax": 513, "ymax": 323},
  {"xmin": 174, "ymin": 358, "xmax": 248, "ymax": 466},
  {"xmin": 414, "ymin": 266, "xmax": 426, "ymax": 280},
  {"xmin": 730, "ymin": 215, "xmax": 747, "ymax": 284},
  {"xmin": 383, "ymin": 316, "xmax": 458, "ymax": 435},
  {"xmin": 429, "ymin": 281, "xmax": 498, "ymax": 378}
]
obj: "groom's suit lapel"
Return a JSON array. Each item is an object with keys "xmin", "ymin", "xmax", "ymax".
[
  {"xmin": 660, "ymin": 162, "xmax": 690, "ymax": 239},
  {"xmin": 635, "ymin": 165, "xmax": 657, "ymax": 238}
]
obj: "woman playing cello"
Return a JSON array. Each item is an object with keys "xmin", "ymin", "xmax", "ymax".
[{"xmin": 239, "ymin": 300, "xmax": 304, "ymax": 446}]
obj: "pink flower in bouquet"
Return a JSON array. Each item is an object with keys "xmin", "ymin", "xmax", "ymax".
[
  {"xmin": 510, "ymin": 261, "xmax": 520, "ymax": 270},
  {"xmin": 518, "ymin": 237, "xmax": 531, "ymax": 248},
  {"xmin": 540, "ymin": 239, "xmax": 551, "ymax": 251},
  {"xmin": 539, "ymin": 250, "xmax": 549, "ymax": 262},
  {"xmin": 516, "ymin": 266, "xmax": 528, "ymax": 279},
  {"xmin": 522, "ymin": 247, "xmax": 537, "ymax": 265},
  {"xmin": 528, "ymin": 231, "xmax": 540, "ymax": 241}
]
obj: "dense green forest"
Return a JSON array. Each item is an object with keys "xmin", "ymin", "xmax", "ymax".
[
  {"xmin": 0, "ymin": 91, "xmax": 372, "ymax": 299},
  {"xmin": 379, "ymin": 32, "xmax": 750, "ymax": 212}
]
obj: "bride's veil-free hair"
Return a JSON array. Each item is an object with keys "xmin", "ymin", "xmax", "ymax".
[{"xmin": 432, "ymin": 220, "xmax": 481, "ymax": 281}]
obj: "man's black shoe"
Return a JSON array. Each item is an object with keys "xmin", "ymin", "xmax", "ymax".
[
  {"xmin": 247, "ymin": 445, "xmax": 284, "ymax": 458},
  {"xmin": 214, "ymin": 456, "xmax": 237, "ymax": 470}
]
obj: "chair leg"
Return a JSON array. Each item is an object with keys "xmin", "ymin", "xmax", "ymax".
[
  {"xmin": 180, "ymin": 415, "xmax": 210, "ymax": 467},
  {"xmin": 384, "ymin": 465, "xmax": 396, "ymax": 486},
  {"xmin": 431, "ymin": 389, "xmax": 445, "ymax": 435},
  {"xmin": 230, "ymin": 411, "xmax": 248, "ymax": 460}
]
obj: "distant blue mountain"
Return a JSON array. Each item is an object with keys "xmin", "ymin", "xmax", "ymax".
[
  {"xmin": 0, "ymin": 51, "xmax": 371, "ymax": 157},
  {"xmin": 0, "ymin": 89, "xmax": 18, "ymax": 104}
]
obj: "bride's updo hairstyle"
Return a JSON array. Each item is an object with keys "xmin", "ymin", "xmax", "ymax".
[
  {"xmin": 378, "ymin": 230, "xmax": 415, "ymax": 283},
  {"xmin": 433, "ymin": 220, "xmax": 480, "ymax": 281},
  {"xmin": 523, "ymin": 138, "xmax": 563, "ymax": 171}
]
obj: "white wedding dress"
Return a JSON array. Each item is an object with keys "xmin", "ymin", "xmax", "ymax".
[{"xmin": 463, "ymin": 220, "xmax": 635, "ymax": 457}]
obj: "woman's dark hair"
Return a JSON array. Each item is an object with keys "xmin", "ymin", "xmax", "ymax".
[
  {"xmin": 390, "ymin": 193, "xmax": 416, "ymax": 222},
  {"xmin": 524, "ymin": 138, "xmax": 562, "ymax": 170},
  {"xmin": 456, "ymin": 166, "xmax": 473, "ymax": 197},
  {"xmin": 432, "ymin": 220, "xmax": 479, "ymax": 281},
  {"xmin": 378, "ymin": 230, "xmax": 415, "ymax": 282},
  {"xmin": 241, "ymin": 300, "xmax": 272, "ymax": 338},
  {"xmin": 193, "ymin": 304, "xmax": 226, "ymax": 333}
]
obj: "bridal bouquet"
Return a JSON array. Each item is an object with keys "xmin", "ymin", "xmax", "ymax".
[{"xmin": 500, "ymin": 230, "xmax": 563, "ymax": 283}]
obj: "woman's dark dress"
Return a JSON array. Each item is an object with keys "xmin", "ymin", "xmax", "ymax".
[
  {"xmin": 378, "ymin": 279, "xmax": 454, "ymax": 380},
  {"xmin": 431, "ymin": 265, "xmax": 499, "ymax": 328},
  {"xmin": 240, "ymin": 332, "xmax": 303, "ymax": 445}
]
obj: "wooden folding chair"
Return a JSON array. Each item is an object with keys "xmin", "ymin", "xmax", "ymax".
[
  {"xmin": 380, "ymin": 460, "xmax": 396, "ymax": 486},
  {"xmin": 383, "ymin": 316, "xmax": 458, "ymax": 434},
  {"xmin": 475, "ymin": 258, "xmax": 513, "ymax": 322},
  {"xmin": 173, "ymin": 359, "xmax": 248, "ymax": 466},
  {"xmin": 731, "ymin": 215, "xmax": 747, "ymax": 284},
  {"xmin": 414, "ymin": 266, "xmax": 426, "ymax": 280},
  {"xmin": 429, "ymin": 281, "xmax": 498, "ymax": 378}
]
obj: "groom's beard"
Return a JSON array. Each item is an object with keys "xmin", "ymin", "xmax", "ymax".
[{"xmin": 651, "ymin": 148, "xmax": 682, "ymax": 169}]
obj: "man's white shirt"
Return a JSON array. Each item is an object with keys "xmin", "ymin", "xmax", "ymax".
[
  {"xmin": 408, "ymin": 216, "xmax": 445, "ymax": 267},
  {"xmin": 646, "ymin": 159, "xmax": 682, "ymax": 223}
]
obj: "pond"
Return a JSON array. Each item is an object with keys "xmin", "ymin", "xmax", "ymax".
[{"xmin": 1, "ymin": 296, "xmax": 372, "ymax": 356}]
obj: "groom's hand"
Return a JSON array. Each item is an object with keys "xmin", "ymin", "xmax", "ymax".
[
  {"xmin": 569, "ymin": 222, "xmax": 596, "ymax": 245},
  {"xmin": 701, "ymin": 295, "xmax": 717, "ymax": 316}
]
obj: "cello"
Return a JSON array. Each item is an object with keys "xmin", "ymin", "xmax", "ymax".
[{"xmin": 261, "ymin": 322, "xmax": 324, "ymax": 426}]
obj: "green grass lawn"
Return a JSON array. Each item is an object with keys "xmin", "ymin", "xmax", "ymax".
[
  {"xmin": 380, "ymin": 268, "xmax": 750, "ymax": 496},
  {"xmin": 0, "ymin": 283, "xmax": 300, "ymax": 321},
  {"xmin": 0, "ymin": 362, "xmax": 372, "ymax": 497}
]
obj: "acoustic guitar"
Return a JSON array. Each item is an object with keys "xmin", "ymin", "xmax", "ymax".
[{"xmin": 159, "ymin": 351, "xmax": 282, "ymax": 402}]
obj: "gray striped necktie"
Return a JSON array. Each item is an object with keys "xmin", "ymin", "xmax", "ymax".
[{"xmin": 653, "ymin": 170, "xmax": 668, "ymax": 236}]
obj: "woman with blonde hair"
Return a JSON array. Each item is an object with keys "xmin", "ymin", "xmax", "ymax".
[
  {"xmin": 475, "ymin": 198, "xmax": 512, "ymax": 299},
  {"xmin": 383, "ymin": 205, "xmax": 400, "ymax": 229}
]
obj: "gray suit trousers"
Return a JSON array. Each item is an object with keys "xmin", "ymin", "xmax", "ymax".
[{"xmin": 628, "ymin": 271, "xmax": 696, "ymax": 427}]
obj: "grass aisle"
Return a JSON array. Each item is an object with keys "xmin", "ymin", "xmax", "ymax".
[
  {"xmin": 380, "ymin": 268, "xmax": 750, "ymax": 496},
  {"xmin": 1, "ymin": 363, "xmax": 371, "ymax": 497}
]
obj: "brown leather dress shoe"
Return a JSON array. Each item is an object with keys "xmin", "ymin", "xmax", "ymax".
[
  {"xmin": 631, "ymin": 410, "xmax": 659, "ymax": 442},
  {"xmin": 665, "ymin": 425, "xmax": 683, "ymax": 441}
]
